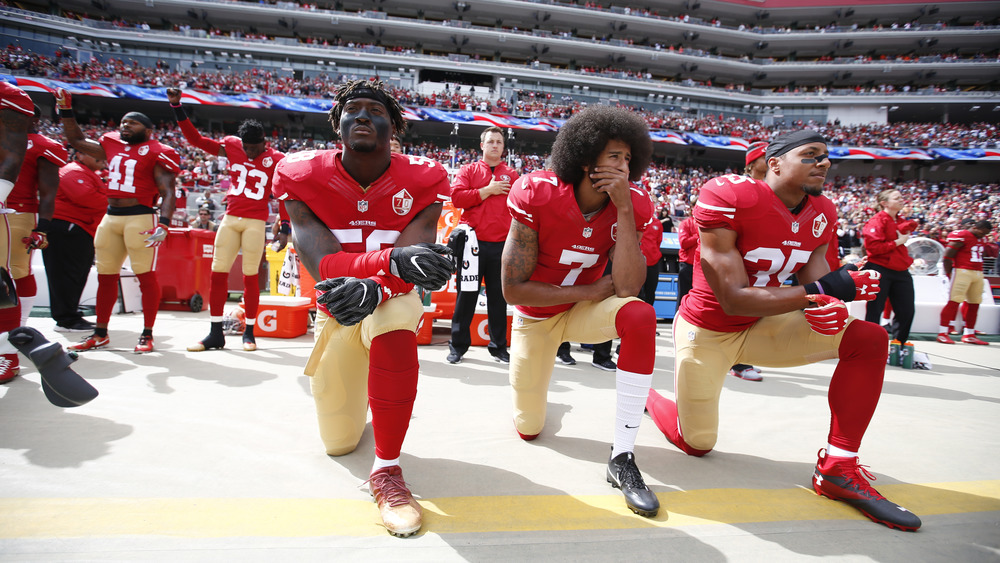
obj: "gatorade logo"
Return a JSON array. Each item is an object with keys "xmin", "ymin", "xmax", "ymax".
[
  {"xmin": 258, "ymin": 309, "xmax": 278, "ymax": 332},
  {"xmin": 476, "ymin": 318, "xmax": 490, "ymax": 341}
]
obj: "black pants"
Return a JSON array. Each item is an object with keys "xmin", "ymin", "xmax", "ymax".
[
  {"xmin": 677, "ymin": 261, "xmax": 694, "ymax": 304},
  {"xmin": 450, "ymin": 239, "xmax": 508, "ymax": 357},
  {"xmin": 864, "ymin": 263, "xmax": 915, "ymax": 344},
  {"xmin": 41, "ymin": 219, "xmax": 95, "ymax": 326},
  {"xmin": 639, "ymin": 263, "xmax": 659, "ymax": 306}
]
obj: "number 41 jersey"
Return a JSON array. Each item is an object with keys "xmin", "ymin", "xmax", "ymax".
[
  {"xmin": 99, "ymin": 131, "xmax": 181, "ymax": 206},
  {"xmin": 272, "ymin": 150, "xmax": 449, "ymax": 252},
  {"xmin": 681, "ymin": 174, "xmax": 838, "ymax": 332}
]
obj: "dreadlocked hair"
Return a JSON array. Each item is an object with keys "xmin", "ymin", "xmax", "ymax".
[
  {"xmin": 328, "ymin": 78, "xmax": 407, "ymax": 138},
  {"xmin": 549, "ymin": 105, "xmax": 652, "ymax": 186}
]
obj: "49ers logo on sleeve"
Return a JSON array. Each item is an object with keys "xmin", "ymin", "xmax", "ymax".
[
  {"xmin": 392, "ymin": 189, "xmax": 413, "ymax": 216},
  {"xmin": 138, "ymin": 145, "xmax": 149, "ymax": 156},
  {"xmin": 26, "ymin": 139, "xmax": 33, "ymax": 150},
  {"xmin": 262, "ymin": 157, "xmax": 273, "ymax": 168},
  {"xmin": 812, "ymin": 212, "xmax": 828, "ymax": 238}
]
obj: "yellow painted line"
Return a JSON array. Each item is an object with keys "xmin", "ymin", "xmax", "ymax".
[{"xmin": 2, "ymin": 481, "xmax": 998, "ymax": 538}]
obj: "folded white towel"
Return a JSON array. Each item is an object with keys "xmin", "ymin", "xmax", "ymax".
[{"xmin": 454, "ymin": 224, "xmax": 480, "ymax": 292}]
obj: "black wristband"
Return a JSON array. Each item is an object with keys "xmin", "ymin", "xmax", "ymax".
[
  {"xmin": 58, "ymin": 108, "xmax": 75, "ymax": 119},
  {"xmin": 803, "ymin": 282, "xmax": 821, "ymax": 295},
  {"xmin": 35, "ymin": 217, "xmax": 52, "ymax": 233},
  {"xmin": 159, "ymin": 216, "xmax": 170, "ymax": 226},
  {"xmin": 170, "ymin": 103, "xmax": 188, "ymax": 122},
  {"xmin": 279, "ymin": 220, "xmax": 291, "ymax": 235}
]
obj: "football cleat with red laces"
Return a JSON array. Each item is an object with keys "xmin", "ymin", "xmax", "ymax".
[
  {"xmin": 69, "ymin": 333, "xmax": 110, "ymax": 352},
  {"xmin": 368, "ymin": 466, "xmax": 422, "ymax": 537},
  {"xmin": 134, "ymin": 335, "xmax": 154, "ymax": 354},
  {"xmin": 812, "ymin": 448, "xmax": 921, "ymax": 531},
  {"xmin": 0, "ymin": 353, "xmax": 20, "ymax": 384}
]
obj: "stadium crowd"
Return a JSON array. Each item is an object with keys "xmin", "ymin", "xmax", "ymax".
[
  {"xmin": 31, "ymin": 116, "xmax": 1000, "ymax": 257},
  {"xmin": 5, "ymin": 48, "xmax": 1000, "ymax": 150}
]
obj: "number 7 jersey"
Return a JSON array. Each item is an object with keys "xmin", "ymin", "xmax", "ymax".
[
  {"xmin": 507, "ymin": 170, "xmax": 652, "ymax": 319},
  {"xmin": 682, "ymin": 174, "xmax": 837, "ymax": 332},
  {"xmin": 99, "ymin": 132, "xmax": 181, "ymax": 206}
]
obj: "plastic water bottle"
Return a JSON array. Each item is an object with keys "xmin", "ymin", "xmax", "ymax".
[
  {"xmin": 889, "ymin": 340, "xmax": 901, "ymax": 367},
  {"xmin": 901, "ymin": 342, "xmax": 915, "ymax": 369}
]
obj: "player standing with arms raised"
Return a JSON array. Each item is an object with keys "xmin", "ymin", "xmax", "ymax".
[
  {"xmin": 166, "ymin": 88, "xmax": 286, "ymax": 352},
  {"xmin": 56, "ymin": 88, "xmax": 180, "ymax": 354}
]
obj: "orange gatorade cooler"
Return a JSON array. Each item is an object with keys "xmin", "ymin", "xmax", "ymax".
[{"xmin": 255, "ymin": 295, "xmax": 312, "ymax": 338}]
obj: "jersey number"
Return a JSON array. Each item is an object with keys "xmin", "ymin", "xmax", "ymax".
[
  {"xmin": 330, "ymin": 228, "xmax": 401, "ymax": 252},
  {"xmin": 558, "ymin": 249, "xmax": 599, "ymax": 286},
  {"xmin": 743, "ymin": 247, "xmax": 812, "ymax": 287},
  {"xmin": 229, "ymin": 164, "xmax": 268, "ymax": 200},
  {"xmin": 107, "ymin": 155, "xmax": 138, "ymax": 194}
]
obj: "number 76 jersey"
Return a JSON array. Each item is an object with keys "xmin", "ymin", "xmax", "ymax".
[{"xmin": 682, "ymin": 174, "xmax": 837, "ymax": 332}]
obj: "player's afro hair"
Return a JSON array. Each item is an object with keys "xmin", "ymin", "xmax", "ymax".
[
  {"xmin": 328, "ymin": 78, "xmax": 407, "ymax": 139},
  {"xmin": 237, "ymin": 119, "xmax": 265, "ymax": 144},
  {"xmin": 549, "ymin": 105, "xmax": 652, "ymax": 186}
]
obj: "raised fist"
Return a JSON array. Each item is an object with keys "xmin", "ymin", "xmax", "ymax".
[
  {"xmin": 166, "ymin": 87, "xmax": 183, "ymax": 105},
  {"xmin": 54, "ymin": 88, "xmax": 72, "ymax": 111}
]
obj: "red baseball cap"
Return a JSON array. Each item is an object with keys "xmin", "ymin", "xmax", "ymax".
[{"xmin": 746, "ymin": 141, "xmax": 769, "ymax": 165}]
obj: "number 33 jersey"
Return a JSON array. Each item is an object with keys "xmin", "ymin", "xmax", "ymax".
[
  {"xmin": 220, "ymin": 137, "xmax": 284, "ymax": 221},
  {"xmin": 99, "ymin": 132, "xmax": 181, "ymax": 206},
  {"xmin": 682, "ymin": 174, "xmax": 837, "ymax": 332},
  {"xmin": 507, "ymin": 170, "xmax": 652, "ymax": 319},
  {"xmin": 272, "ymin": 150, "xmax": 449, "ymax": 252}
]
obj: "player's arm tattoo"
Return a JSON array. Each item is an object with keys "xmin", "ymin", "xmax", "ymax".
[
  {"xmin": 0, "ymin": 110, "xmax": 30, "ymax": 183},
  {"xmin": 396, "ymin": 202, "xmax": 443, "ymax": 247},
  {"xmin": 285, "ymin": 199, "xmax": 342, "ymax": 281},
  {"xmin": 153, "ymin": 163, "xmax": 178, "ymax": 218},
  {"xmin": 502, "ymin": 219, "xmax": 538, "ymax": 287}
]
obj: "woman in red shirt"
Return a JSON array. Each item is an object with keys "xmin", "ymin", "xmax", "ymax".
[{"xmin": 862, "ymin": 189, "xmax": 918, "ymax": 345}]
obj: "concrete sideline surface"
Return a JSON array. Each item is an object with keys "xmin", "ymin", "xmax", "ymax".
[{"xmin": 0, "ymin": 310, "xmax": 998, "ymax": 561}]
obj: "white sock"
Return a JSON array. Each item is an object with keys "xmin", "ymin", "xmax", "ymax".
[
  {"xmin": 611, "ymin": 368, "xmax": 653, "ymax": 459},
  {"xmin": 826, "ymin": 444, "xmax": 857, "ymax": 458},
  {"xmin": 371, "ymin": 456, "xmax": 400, "ymax": 474},
  {"xmin": 19, "ymin": 295, "xmax": 35, "ymax": 327},
  {"xmin": 0, "ymin": 332, "xmax": 15, "ymax": 355},
  {"xmin": 964, "ymin": 328, "xmax": 976, "ymax": 336},
  {"xmin": 939, "ymin": 325, "xmax": 950, "ymax": 334}
]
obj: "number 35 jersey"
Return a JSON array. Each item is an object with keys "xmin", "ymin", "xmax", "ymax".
[
  {"xmin": 507, "ymin": 170, "xmax": 652, "ymax": 319},
  {"xmin": 99, "ymin": 132, "xmax": 181, "ymax": 206},
  {"xmin": 682, "ymin": 174, "xmax": 837, "ymax": 332},
  {"xmin": 220, "ymin": 137, "xmax": 285, "ymax": 221},
  {"xmin": 272, "ymin": 150, "xmax": 449, "ymax": 252}
]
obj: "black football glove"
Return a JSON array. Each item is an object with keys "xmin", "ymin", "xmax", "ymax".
[
  {"xmin": 390, "ymin": 242, "xmax": 456, "ymax": 291},
  {"xmin": 315, "ymin": 277, "xmax": 382, "ymax": 326}
]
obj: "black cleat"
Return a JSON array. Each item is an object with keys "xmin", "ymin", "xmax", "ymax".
[{"xmin": 607, "ymin": 451, "xmax": 659, "ymax": 517}]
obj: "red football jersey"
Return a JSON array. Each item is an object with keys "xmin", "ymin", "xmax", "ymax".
[
  {"xmin": 450, "ymin": 159, "xmax": 518, "ymax": 242},
  {"xmin": 99, "ymin": 132, "xmax": 181, "ymax": 206},
  {"xmin": 947, "ymin": 229, "xmax": 985, "ymax": 271},
  {"xmin": 8, "ymin": 134, "xmax": 69, "ymax": 212},
  {"xmin": 219, "ymin": 137, "xmax": 284, "ymax": 221},
  {"xmin": 681, "ymin": 174, "xmax": 838, "ymax": 332},
  {"xmin": 0, "ymin": 81, "xmax": 33, "ymax": 116},
  {"xmin": 507, "ymin": 170, "xmax": 653, "ymax": 319},
  {"xmin": 273, "ymin": 150, "xmax": 449, "ymax": 253}
]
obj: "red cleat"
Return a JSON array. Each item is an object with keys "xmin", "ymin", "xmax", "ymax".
[
  {"xmin": 0, "ymin": 353, "xmax": 20, "ymax": 384},
  {"xmin": 960, "ymin": 335, "xmax": 989, "ymax": 345},
  {"xmin": 936, "ymin": 333, "xmax": 955, "ymax": 344}
]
